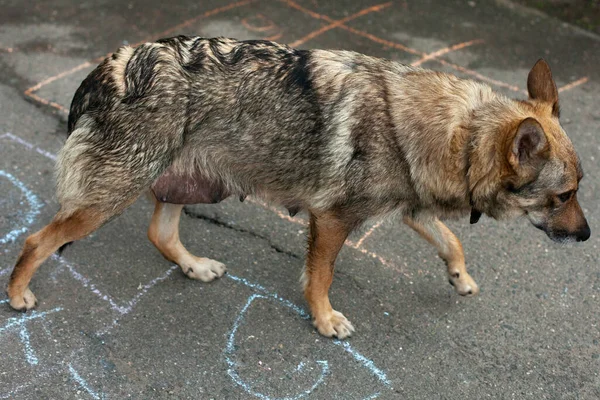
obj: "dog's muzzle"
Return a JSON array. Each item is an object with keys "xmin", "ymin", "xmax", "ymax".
[{"xmin": 534, "ymin": 222, "xmax": 591, "ymax": 243}]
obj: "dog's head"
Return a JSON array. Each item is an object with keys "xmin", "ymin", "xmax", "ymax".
[{"xmin": 494, "ymin": 59, "xmax": 590, "ymax": 243}]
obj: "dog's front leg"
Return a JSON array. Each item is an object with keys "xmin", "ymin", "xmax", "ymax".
[
  {"xmin": 403, "ymin": 215, "xmax": 479, "ymax": 296},
  {"xmin": 302, "ymin": 211, "xmax": 355, "ymax": 338}
]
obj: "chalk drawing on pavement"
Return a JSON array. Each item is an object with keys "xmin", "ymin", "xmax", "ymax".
[{"xmin": 224, "ymin": 274, "xmax": 391, "ymax": 399}]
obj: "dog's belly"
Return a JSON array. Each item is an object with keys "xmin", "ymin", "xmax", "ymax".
[{"xmin": 151, "ymin": 168, "xmax": 230, "ymax": 204}]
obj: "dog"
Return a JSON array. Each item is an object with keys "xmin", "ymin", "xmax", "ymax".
[{"xmin": 7, "ymin": 36, "xmax": 590, "ymax": 339}]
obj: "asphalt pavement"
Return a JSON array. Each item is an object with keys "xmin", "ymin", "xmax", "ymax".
[{"xmin": 1, "ymin": 0, "xmax": 599, "ymax": 398}]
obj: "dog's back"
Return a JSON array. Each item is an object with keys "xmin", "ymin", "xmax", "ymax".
[
  {"xmin": 64, "ymin": 37, "xmax": 423, "ymax": 215},
  {"xmin": 63, "ymin": 37, "xmax": 504, "ymax": 222}
]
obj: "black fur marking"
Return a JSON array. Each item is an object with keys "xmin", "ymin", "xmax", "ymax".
[
  {"xmin": 157, "ymin": 35, "xmax": 191, "ymax": 45},
  {"xmin": 123, "ymin": 45, "xmax": 162, "ymax": 103},
  {"xmin": 67, "ymin": 58, "xmax": 117, "ymax": 134},
  {"xmin": 240, "ymin": 39, "xmax": 277, "ymax": 47},
  {"xmin": 57, "ymin": 241, "xmax": 74, "ymax": 256},
  {"xmin": 350, "ymin": 148, "xmax": 366, "ymax": 163},
  {"xmin": 157, "ymin": 35, "xmax": 193, "ymax": 64},
  {"xmin": 287, "ymin": 206, "xmax": 300, "ymax": 217},
  {"xmin": 208, "ymin": 38, "xmax": 230, "ymax": 66},
  {"xmin": 552, "ymin": 102, "xmax": 560, "ymax": 118},
  {"xmin": 184, "ymin": 48, "xmax": 206, "ymax": 73},
  {"xmin": 285, "ymin": 50, "xmax": 312, "ymax": 94}
]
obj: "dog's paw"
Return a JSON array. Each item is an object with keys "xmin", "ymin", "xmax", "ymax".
[
  {"xmin": 182, "ymin": 257, "xmax": 226, "ymax": 282},
  {"xmin": 313, "ymin": 310, "xmax": 355, "ymax": 339},
  {"xmin": 448, "ymin": 271, "xmax": 479, "ymax": 297},
  {"xmin": 8, "ymin": 288, "xmax": 38, "ymax": 311}
]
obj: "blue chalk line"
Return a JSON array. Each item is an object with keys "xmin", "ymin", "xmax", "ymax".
[
  {"xmin": 0, "ymin": 170, "xmax": 43, "ymax": 245},
  {"xmin": 0, "ymin": 307, "xmax": 62, "ymax": 366},
  {"xmin": 19, "ymin": 323, "xmax": 39, "ymax": 365},
  {"xmin": 224, "ymin": 273, "xmax": 391, "ymax": 399},
  {"xmin": 68, "ymin": 364, "xmax": 103, "ymax": 400},
  {"xmin": 224, "ymin": 293, "xmax": 330, "ymax": 400}
]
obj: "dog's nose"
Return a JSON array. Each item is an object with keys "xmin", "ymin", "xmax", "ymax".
[{"xmin": 576, "ymin": 223, "xmax": 591, "ymax": 242}]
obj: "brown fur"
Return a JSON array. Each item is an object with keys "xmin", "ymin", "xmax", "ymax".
[
  {"xmin": 302, "ymin": 211, "xmax": 355, "ymax": 337},
  {"xmin": 8, "ymin": 208, "xmax": 107, "ymax": 310}
]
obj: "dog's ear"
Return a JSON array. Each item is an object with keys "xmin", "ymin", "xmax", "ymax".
[
  {"xmin": 527, "ymin": 59, "xmax": 559, "ymax": 117},
  {"xmin": 509, "ymin": 117, "xmax": 549, "ymax": 172}
]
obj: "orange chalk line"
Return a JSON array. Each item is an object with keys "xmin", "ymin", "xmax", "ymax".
[
  {"xmin": 411, "ymin": 39, "xmax": 484, "ymax": 67},
  {"xmin": 341, "ymin": 24, "xmax": 423, "ymax": 55},
  {"xmin": 288, "ymin": 2, "xmax": 392, "ymax": 48},
  {"xmin": 435, "ymin": 59, "xmax": 522, "ymax": 92},
  {"xmin": 282, "ymin": 0, "xmax": 530, "ymax": 93},
  {"xmin": 264, "ymin": 32, "xmax": 284, "ymax": 41},
  {"xmin": 24, "ymin": 61, "xmax": 94, "ymax": 95},
  {"xmin": 25, "ymin": 92, "xmax": 68, "ymax": 113},
  {"xmin": 558, "ymin": 76, "xmax": 589, "ymax": 93},
  {"xmin": 241, "ymin": 13, "xmax": 277, "ymax": 32},
  {"xmin": 352, "ymin": 243, "xmax": 410, "ymax": 277},
  {"xmin": 23, "ymin": 0, "xmax": 254, "ymax": 106},
  {"xmin": 242, "ymin": 13, "xmax": 283, "ymax": 42},
  {"xmin": 353, "ymin": 220, "xmax": 384, "ymax": 249},
  {"xmin": 281, "ymin": 0, "xmax": 334, "ymax": 22},
  {"xmin": 137, "ymin": 0, "xmax": 257, "ymax": 45}
]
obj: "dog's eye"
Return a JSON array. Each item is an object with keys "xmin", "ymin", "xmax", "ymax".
[{"xmin": 557, "ymin": 190, "xmax": 574, "ymax": 203}]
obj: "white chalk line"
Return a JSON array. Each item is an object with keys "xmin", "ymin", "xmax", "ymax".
[
  {"xmin": 224, "ymin": 293, "xmax": 330, "ymax": 400},
  {"xmin": 51, "ymin": 254, "xmax": 178, "ymax": 334},
  {"xmin": 1, "ymin": 132, "xmax": 58, "ymax": 161}
]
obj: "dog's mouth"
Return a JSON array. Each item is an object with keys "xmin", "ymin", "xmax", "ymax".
[{"xmin": 530, "ymin": 221, "xmax": 589, "ymax": 243}]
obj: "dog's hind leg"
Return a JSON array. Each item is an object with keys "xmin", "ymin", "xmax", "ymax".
[
  {"xmin": 403, "ymin": 215, "xmax": 479, "ymax": 296},
  {"xmin": 147, "ymin": 200, "xmax": 226, "ymax": 282},
  {"xmin": 8, "ymin": 124, "xmax": 175, "ymax": 310},
  {"xmin": 302, "ymin": 211, "xmax": 355, "ymax": 338},
  {"xmin": 7, "ymin": 205, "xmax": 126, "ymax": 311}
]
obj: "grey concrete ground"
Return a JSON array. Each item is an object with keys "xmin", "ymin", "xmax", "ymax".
[{"xmin": 1, "ymin": 0, "xmax": 599, "ymax": 398}]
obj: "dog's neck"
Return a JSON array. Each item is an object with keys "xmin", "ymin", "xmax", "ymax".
[{"xmin": 465, "ymin": 96, "xmax": 525, "ymax": 219}]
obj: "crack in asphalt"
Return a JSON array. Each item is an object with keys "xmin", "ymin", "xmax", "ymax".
[{"xmin": 182, "ymin": 207, "xmax": 302, "ymax": 261}]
